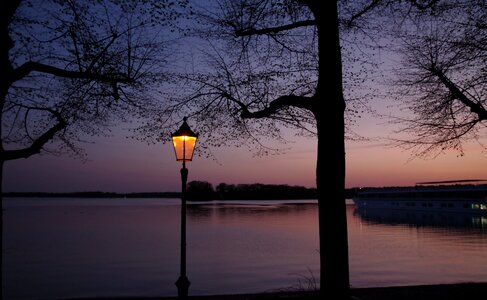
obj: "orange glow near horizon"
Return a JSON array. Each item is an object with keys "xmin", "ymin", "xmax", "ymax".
[
  {"xmin": 345, "ymin": 140, "xmax": 487, "ymax": 188},
  {"xmin": 3, "ymin": 129, "xmax": 486, "ymax": 193}
]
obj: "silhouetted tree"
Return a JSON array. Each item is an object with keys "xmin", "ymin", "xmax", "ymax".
[
  {"xmin": 186, "ymin": 180, "xmax": 215, "ymax": 200},
  {"xmin": 1, "ymin": 0, "xmax": 188, "ymax": 191},
  {"xmin": 146, "ymin": 1, "xmax": 355, "ymax": 297},
  {"xmin": 384, "ymin": 1, "xmax": 487, "ymax": 157},
  {"xmin": 0, "ymin": 1, "xmax": 188, "ymax": 295},
  {"xmin": 216, "ymin": 183, "xmax": 236, "ymax": 197},
  {"xmin": 141, "ymin": 1, "xmax": 472, "ymax": 298}
]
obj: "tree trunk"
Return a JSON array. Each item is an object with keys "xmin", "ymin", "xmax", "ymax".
[
  {"xmin": 311, "ymin": 0, "xmax": 350, "ymax": 298},
  {"xmin": 1, "ymin": 159, "xmax": 4, "ymax": 299},
  {"xmin": 315, "ymin": 116, "xmax": 349, "ymax": 298}
]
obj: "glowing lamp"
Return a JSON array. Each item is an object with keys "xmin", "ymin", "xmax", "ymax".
[{"xmin": 171, "ymin": 117, "xmax": 198, "ymax": 162}]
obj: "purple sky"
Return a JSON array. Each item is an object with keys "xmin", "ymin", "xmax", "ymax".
[
  {"xmin": 4, "ymin": 121, "xmax": 486, "ymax": 193},
  {"xmin": 3, "ymin": 1, "xmax": 486, "ymax": 194}
]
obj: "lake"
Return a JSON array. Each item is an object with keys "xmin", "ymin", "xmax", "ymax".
[{"xmin": 2, "ymin": 198, "xmax": 487, "ymax": 299}]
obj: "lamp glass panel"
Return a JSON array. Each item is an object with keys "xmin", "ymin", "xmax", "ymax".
[{"xmin": 172, "ymin": 135, "xmax": 197, "ymax": 161}]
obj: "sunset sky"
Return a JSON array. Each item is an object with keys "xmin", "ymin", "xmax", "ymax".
[
  {"xmin": 4, "ymin": 112, "xmax": 486, "ymax": 193},
  {"xmin": 3, "ymin": 1, "xmax": 486, "ymax": 194}
]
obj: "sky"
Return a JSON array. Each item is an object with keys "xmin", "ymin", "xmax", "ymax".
[
  {"xmin": 3, "ymin": 1, "xmax": 487, "ymax": 194},
  {"xmin": 3, "ymin": 115, "xmax": 486, "ymax": 193}
]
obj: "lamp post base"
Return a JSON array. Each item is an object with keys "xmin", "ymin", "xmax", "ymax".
[{"xmin": 175, "ymin": 275, "xmax": 191, "ymax": 299}]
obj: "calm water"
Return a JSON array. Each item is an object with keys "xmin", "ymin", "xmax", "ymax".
[{"xmin": 2, "ymin": 198, "xmax": 487, "ymax": 299}]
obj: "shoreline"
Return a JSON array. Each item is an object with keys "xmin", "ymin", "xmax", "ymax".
[{"xmin": 65, "ymin": 282, "xmax": 487, "ymax": 300}]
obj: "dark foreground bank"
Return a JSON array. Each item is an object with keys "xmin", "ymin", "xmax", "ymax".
[{"xmin": 67, "ymin": 283, "xmax": 487, "ymax": 300}]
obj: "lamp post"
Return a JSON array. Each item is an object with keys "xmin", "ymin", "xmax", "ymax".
[{"xmin": 171, "ymin": 117, "xmax": 198, "ymax": 299}]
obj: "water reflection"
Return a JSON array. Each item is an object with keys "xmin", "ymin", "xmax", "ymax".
[
  {"xmin": 187, "ymin": 202, "xmax": 311, "ymax": 221},
  {"xmin": 185, "ymin": 201, "xmax": 320, "ymax": 296},
  {"xmin": 354, "ymin": 206, "xmax": 487, "ymax": 231},
  {"xmin": 3, "ymin": 198, "xmax": 487, "ymax": 300},
  {"xmin": 347, "ymin": 204, "xmax": 487, "ymax": 288}
]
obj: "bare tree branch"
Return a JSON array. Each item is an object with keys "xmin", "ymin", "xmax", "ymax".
[
  {"xmin": 235, "ymin": 19, "xmax": 316, "ymax": 36},
  {"xmin": 220, "ymin": 92, "xmax": 313, "ymax": 119},
  {"xmin": 12, "ymin": 61, "xmax": 134, "ymax": 84},
  {"xmin": 430, "ymin": 66, "xmax": 487, "ymax": 121},
  {"xmin": 345, "ymin": 0, "xmax": 382, "ymax": 28},
  {"xmin": 3, "ymin": 109, "xmax": 67, "ymax": 160}
]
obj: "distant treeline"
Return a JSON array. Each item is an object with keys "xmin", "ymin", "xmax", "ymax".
[
  {"xmin": 3, "ymin": 182, "xmax": 360, "ymax": 200},
  {"xmin": 187, "ymin": 181, "xmax": 359, "ymax": 200}
]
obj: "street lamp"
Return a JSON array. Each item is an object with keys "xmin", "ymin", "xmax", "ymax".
[{"xmin": 171, "ymin": 117, "xmax": 198, "ymax": 299}]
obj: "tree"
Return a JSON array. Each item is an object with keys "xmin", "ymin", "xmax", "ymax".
[
  {"xmin": 1, "ymin": 1, "xmax": 187, "ymax": 296},
  {"xmin": 187, "ymin": 180, "xmax": 215, "ymax": 200},
  {"xmin": 144, "ymin": 0, "xmax": 352, "ymax": 297},
  {"xmin": 385, "ymin": 1, "xmax": 487, "ymax": 157},
  {"xmin": 1, "ymin": 0, "xmax": 188, "ymax": 191},
  {"xmin": 141, "ymin": 1, "xmax": 471, "ymax": 298}
]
